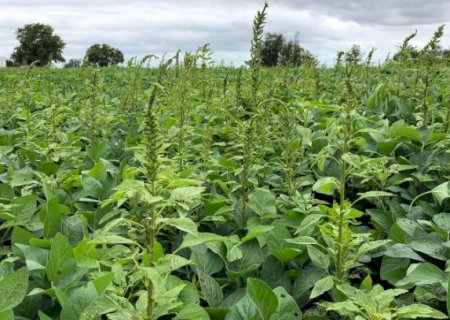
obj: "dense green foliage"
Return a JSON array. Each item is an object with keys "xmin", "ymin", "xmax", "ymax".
[
  {"xmin": 11, "ymin": 23, "xmax": 65, "ymax": 66},
  {"xmin": 1, "ymin": 8, "xmax": 450, "ymax": 320},
  {"xmin": 261, "ymin": 33, "xmax": 316, "ymax": 67},
  {"xmin": 64, "ymin": 59, "xmax": 82, "ymax": 68},
  {"xmin": 84, "ymin": 44, "xmax": 125, "ymax": 67}
]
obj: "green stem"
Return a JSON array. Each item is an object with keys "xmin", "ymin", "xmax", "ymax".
[
  {"xmin": 147, "ymin": 180, "xmax": 156, "ymax": 320},
  {"xmin": 336, "ymin": 159, "xmax": 347, "ymax": 281}
]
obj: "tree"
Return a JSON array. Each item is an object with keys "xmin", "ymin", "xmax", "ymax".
[
  {"xmin": 443, "ymin": 48, "xmax": 450, "ymax": 59},
  {"xmin": 345, "ymin": 44, "xmax": 363, "ymax": 64},
  {"xmin": 11, "ymin": 23, "xmax": 65, "ymax": 66},
  {"xmin": 84, "ymin": 44, "xmax": 124, "ymax": 67},
  {"xmin": 64, "ymin": 58, "xmax": 82, "ymax": 68},
  {"xmin": 279, "ymin": 35, "xmax": 316, "ymax": 66},
  {"xmin": 6, "ymin": 60, "xmax": 20, "ymax": 67},
  {"xmin": 260, "ymin": 32, "xmax": 315, "ymax": 67},
  {"xmin": 261, "ymin": 33, "xmax": 284, "ymax": 66}
]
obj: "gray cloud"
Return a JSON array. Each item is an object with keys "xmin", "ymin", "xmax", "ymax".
[
  {"xmin": 0, "ymin": 0, "xmax": 448, "ymax": 65},
  {"xmin": 277, "ymin": 0, "xmax": 450, "ymax": 26}
]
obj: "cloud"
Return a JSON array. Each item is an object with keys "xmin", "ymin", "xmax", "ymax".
[
  {"xmin": 277, "ymin": 0, "xmax": 450, "ymax": 26},
  {"xmin": 0, "ymin": 0, "xmax": 448, "ymax": 65}
]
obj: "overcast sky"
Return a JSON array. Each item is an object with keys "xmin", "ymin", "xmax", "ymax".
[{"xmin": 0, "ymin": 0, "xmax": 449, "ymax": 65}]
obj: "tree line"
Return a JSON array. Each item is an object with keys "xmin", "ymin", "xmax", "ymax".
[
  {"xmin": 6, "ymin": 23, "xmax": 124, "ymax": 67},
  {"xmin": 4, "ymin": 23, "xmax": 450, "ymax": 68}
]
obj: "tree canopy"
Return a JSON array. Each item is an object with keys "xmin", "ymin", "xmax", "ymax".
[
  {"xmin": 11, "ymin": 23, "xmax": 65, "ymax": 66},
  {"xmin": 84, "ymin": 44, "xmax": 124, "ymax": 67},
  {"xmin": 261, "ymin": 32, "xmax": 316, "ymax": 67},
  {"xmin": 345, "ymin": 44, "xmax": 363, "ymax": 64},
  {"xmin": 64, "ymin": 58, "xmax": 82, "ymax": 68}
]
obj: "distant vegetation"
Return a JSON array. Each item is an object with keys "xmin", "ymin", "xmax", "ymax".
[
  {"xmin": 4, "ymin": 19, "xmax": 450, "ymax": 68},
  {"xmin": 84, "ymin": 44, "xmax": 124, "ymax": 67},
  {"xmin": 6, "ymin": 23, "xmax": 124, "ymax": 68},
  {"xmin": 260, "ymin": 32, "xmax": 317, "ymax": 66},
  {"xmin": 10, "ymin": 23, "xmax": 65, "ymax": 66}
]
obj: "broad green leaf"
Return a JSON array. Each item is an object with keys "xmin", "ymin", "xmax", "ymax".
[
  {"xmin": 307, "ymin": 244, "xmax": 330, "ymax": 271},
  {"xmin": 86, "ymin": 140, "xmax": 109, "ymax": 162},
  {"xmin": 37, "ymin": 161, "xmax": 59, "ymax": 177},
  {"xmin": 92, "ymin": 273, "xmax": 114, "ymax": 296},
  {"xmin": 60, "ymin": 282, "xmax": 98, "ymax": 320},
  {"xmin": 88, "ymin": 159, "xmax": 107, "ymax": 182},
  {"xmin": 0, "ymin": 309, "xmax": 14, "ymax": 320},
  {"xmin": 260, "ymin": 256, "xmax": 292, "ymax": 292},
  {"xmin": 102, "ymin": 179, "xmax": 163, "ymax": 208},
  {"xmin": 354, "ymin": 191, "xmax": 394, "ymax": 204},
  {"xmin": 270, "ymin": 287, "xmax": 302, "ymax": 320},
  {"xmin": 377, "ymin": 140, "xmax": 397, "ymax": 155},
  {"xmin": 170, "ymin": 186, "xmax": 204, "ymax": 202},
  {"xmin": 312, "ymin": 177, "xmax": 339, "ymax": 196},
  {"xmin": 179, "ymin": 281, "xmax": 203, "ymax": 305},
  {"xmin": 322, "ymin": 300, "xmax": 359, "ymax": 313},
  {"xmin": 286, "ymin": 236, "xmax": 319, "ymax": 246},
  {"xmin": 82, "ymin": 175, "xmax": 103, "ymax": 199},
  {"xmin": 384, "ymin": 243, "xmax": 424, "ymax": 261},
  {"xmin": 62, "ymin": 214, "xmax": 87, "ymax": 245},
  {"xmin": 79, "ymin": 297, "xmax": 117, "ymax": 320},
  {"xmin": 11, "ymin": 195, "xmax": 37, "ymax": 220},
  {"xmin": 395, "ymin": 304, "xmax": 448, "ymax": 319},
  {"xmin": 73, "ymin": 239, "xmax": 98, "ymax": 269},
  {"xmin": 10, "ymin": 173, "xmax": 36, "ymax": 187},
  {"xmin": 177, "ymin": 233, "xmax": 225, "ymax": 251},
  {"xmin": 159, "ymin": 217, "xmax": 198, "ymax": 235},
  {"xmin": 15, "ymin": 244, "xmax": 48, "ymax": 271},
  {"xmin": 341, "ymin": 153, "xmax": 361, "ymax": 168},
  {"xmin": 310, "ymin": 276, "xmax": 334, "ymax": 299},
  {"xmin": 10, "ymin": 226, "xmax": 36, "ymax": 255},
  {"xmin": 297, "ymin": 125, "xmax": 312, "ymax": 147},
  {"xmin": 156, "ymin": 254, "xmax": 193, "ymax": 273},
  {"xmin": 396, "ymin": 262, "xmax": 447, "ymax": 288},
  {"xmin": 335, "ymin": 284, "xmax": 369, "ymax": 304},
  {"xmin": 292, "ymin": 265, "xmax": 326, "ymax": 307},
  {"xmin": 242, "ymin": 225, "xmax": 274, "ymax": 243},
  {"xmin": 175, "ymin": 303, "xmax": 209, "ymax": 320},
  {"xmin": 198, "ymin": 270, "xmax": 223, "ymax": 307},
  {"xmin": 433, "ymin": 212, "xmax": 450, "ymax": 232},
  {"xmin": 271, "ymin": 248, "xmax": 301, "ymax": 264},
  {"xmin": 44, "ymin": 198, "xmax": 62, "ymax": 238},
  {"xmin": 357, "ymin": 240, "xmax": 390, "ymax": 256},
  {"xmin": 390, "ymin": 121, "xmax": 422, "ymax": 142},
  {"xmin": 248, "ymin": 188, "xmax": 276, "ymax": 216},
  {"xmin": 56, "ymin": 287, "xmax": 70, "ymax": 307},
  {"xmin": 247, "ymin": 278, "xmax": 278, "ymax": 320},
  {"xmin": 47, "ymin": 233, "xmax": 77, "ymax": 282},
  {"xmin": 205, "ymin": 307, "xmax": 229, "ymax": 320},
  {"xmin": 91, "ymin": 234, "xmax": 135, "ymax": 244},
  {"xmin": 226, "ymin": 242, "xmax": 243, "ymax": 262},
  {"xmin": 380, "ymin": 256, "xmax": 409, "ymax": 285},
  {"xmin": 225, "ymin": 294, "xmax": 258, "ymax": 320},
  {"xmin": 228, "ymin": 240, "xmax": 263, "ymax": 274},
  {"xmin": 0, "ymin": 268, "xmax": 29, "ymax": 312},
  {"xmin": 360, "ymin": 274, "xmax": 373, "ymax": 290},
  {"xmin": 190, "ymin": 245, "xmax": 223, "ymax": 275},
  {"xmin": 408, "ymin": 239, "xmax": 448, "ymax": 261},
  {"xmin": 431, "ymin": 181, "xmax": 450, "ymax": 205},
  {"xmin": 204, "ymin": 198, "xmax": 229, "ymax": 216},
  {"xmin": 142, "ymin": 245, "xmax": 159, "ymax": 268},
  {"xmin": 295, "ymin": 214, "xmax": 323, "ymax": 236}
]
